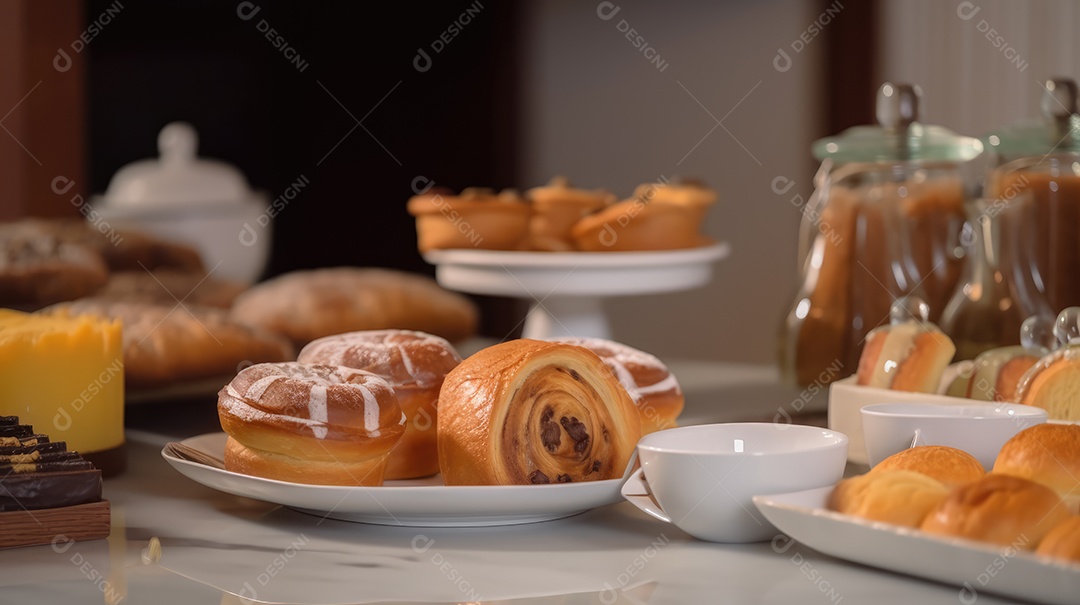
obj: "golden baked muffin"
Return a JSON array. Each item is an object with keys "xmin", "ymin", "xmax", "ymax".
[
  {"xmin": 408, "ymin": 187, "xmax": 532, "ymax": 252},
  {"xmin": 570, "ymin": 180, "xmax": 716, "ymax": 252},
  {"xmin": 827, "ymin": 469, "xmax": 950, "ymax": 528},
  {"xmin": 44, "ymin": 299, "xmax": 294, "ymax": 389},
  {"xmin": 871, "ymin": 446, "xmax": 986, "ymax": 487},
  {"xmin": 230, "ymin": 267, "xmax": 478, "ymax": 346},
  {"xmin": 525, "ymin": 177, "xmax": 613, "ymax": 251}
]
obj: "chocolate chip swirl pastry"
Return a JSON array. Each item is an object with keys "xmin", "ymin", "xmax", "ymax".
[
  {"xmin": 218, "ymin": 362, "xmax": 406, "ymax": 486},
  {"xmin": 437, "ymin": 339, "xmax": 641, "ymax": 485},
  {"xmin": 547, "ymin": 336, "xmax": 683, "ymax": 434},
  {"xmin": 298, "ymin": 330, "xmax": 462, "ymax": 479}
]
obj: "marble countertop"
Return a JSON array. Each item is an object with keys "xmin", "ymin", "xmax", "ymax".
[{"xmin": 0, "ymin": 362, "xmax": 1023, "ymax": 605}]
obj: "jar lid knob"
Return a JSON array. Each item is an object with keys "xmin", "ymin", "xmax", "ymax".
[
  {"xmin": 1020, "ymin": 314, "xmax": 1056, "ymax": 352},
  {"xmin": 1042, "ymin": 78, "xmax": 1078, "ymax": 121},
  {"xmin": 1053, "ymin": 307, "xmax": 1080, "ymax": 347},
  {"xmin": 890, "ymin": 296, "xmax": 929, "ymax": 325},
  {"xmin": 876, "ymin": 83, "xmax": 921, "ymax": 131}
]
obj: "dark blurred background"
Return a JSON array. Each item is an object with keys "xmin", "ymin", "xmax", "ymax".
[{"xmin": 85, "ymin": 0, "xmax": 521, "ymax": 277}]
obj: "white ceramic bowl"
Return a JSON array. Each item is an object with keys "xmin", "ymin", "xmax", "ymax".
[
  {"xmin": 621, "ymin": 423, "xmax": 848, "ymax": 543},
  {"xmin": 828, "ymin": 372, "xmax": 965, "ymax": 466},
  {"xmin": 860, "ymin": 402, "xmax": 1047, "ymax": 470}
]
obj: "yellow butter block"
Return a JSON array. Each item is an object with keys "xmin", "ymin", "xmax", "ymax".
[{"xmin": 0, "ymin": 309, "xmax": 124, "ymax": 455}]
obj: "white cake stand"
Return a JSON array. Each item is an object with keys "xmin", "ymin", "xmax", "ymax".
[{"xmin": 425, "ymin": 242, "xmax": 730, "ymax": 339}]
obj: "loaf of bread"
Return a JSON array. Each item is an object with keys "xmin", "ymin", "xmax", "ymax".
[
  {"xmin": 230, "ymin": 268, "xmax": 478, "ymax": 346},
  {"xmin": 44, "ymin": 299, "xmax": 293, "ymax": 389}
]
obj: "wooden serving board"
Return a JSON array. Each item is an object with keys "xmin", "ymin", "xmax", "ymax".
[{"xmin": 0, "ymin": 500, "xmax": 110, "ymax": 549}]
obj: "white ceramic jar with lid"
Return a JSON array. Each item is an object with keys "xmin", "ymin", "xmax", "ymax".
[{"xmin": 92, "ymin": 122, "xmax": 271, "ymax": 283}]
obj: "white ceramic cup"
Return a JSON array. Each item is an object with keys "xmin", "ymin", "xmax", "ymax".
[
  {"xmin": 860, "ymin": 403, "xmax": 1047, "ymax": 470},
  {"xmin": 622, "ymin": 423, "xmax": 848, "ymax": 543}
]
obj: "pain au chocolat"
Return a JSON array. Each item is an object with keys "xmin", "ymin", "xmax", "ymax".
[
  {"xmin": 548, "ymin": 336, "xmax": 683, "ymax": 434},
  {"xmin": 437, "ymin": 339, "xmax": 641, "ymax": 486}
]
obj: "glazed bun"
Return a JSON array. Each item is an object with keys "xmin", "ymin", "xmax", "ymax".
[
  {"xmin": 547, "ymin": 336, "xmax": 683, "ymax": 434},
  {"xmin": 856, "ymin": 321, "xmax": 955, "ymax": 393},
  {"xmin": 920, "ymin": 474, "xmax": 1070, "ymax": 548},
  {"xmin": 992, "ymin": 423, "xmax": 1080, "ymax": 512},
  {"xmin": 1036, "ymin": 516, "xmax": 1080, "ymax": 564},
  {"xmin": 827, "ymin": 469, "xmax": 950, "ymax": 528},
  {"xmin": 218, "ymin": 362, "xmax": 405, "ymax": 486},
  {"xmin": 871, "ymin": 446, "xmax": 986, "ymax": 487},
  {"xmin": 298, "ymin": 330, "xmax": 461, "ymax": 479}
]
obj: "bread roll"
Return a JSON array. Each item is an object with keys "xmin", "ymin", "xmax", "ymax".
[
  {"xmin": 871, "ymin": 446, "xmax": 986, "ymax": 486},
  {"xmin": 44, "ymin": 299, "xmax": 293, "ymax": 389},
  {"xmin": 230, "ymin": 267, "xmax": 478, "ymax": 346},
  {"xmin": 1036, "ymin": 516, "xmax": 1080, "ymax": 564},
  {"xmin": 408, "ymin": 187, "xmax": 531, "ymax": 252},
  {"xmin": 827, "ymin": 469, "xmax": 950, "ymax": 528},
  {"xmin": 992, "ymin": 423, "xmax": 1080, "ymax": 512},
  {"xmin": 437, "ymin": 339, "xmax": 641, "ymax": 485},
  {"xmin": 547, "ymin": 336, "xmax": 682, "ymax": 433},
  {"xmin": 920, "ymin": 474, "xmax": 1070, "ymax": 548},
  {"xmin": 856, "ymin": 320, "xmax": 955, "ymax": 392},
  {"xmin": 218, "ymin": 362, "xmax": 405, "ymax": 485},
  {"xmin": 298, "ymin": 330, "xmax": 461, "ymax": 479}
]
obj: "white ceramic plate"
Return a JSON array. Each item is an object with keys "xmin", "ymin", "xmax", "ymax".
[
  {"xmin": 754, "ymin": 486, "xmax": 1080, "ymax": 605},
  {"xmin": 424, "ymin": 242, "xmax": 730, "ymax": 297},
  {"xmin": 162, "ymin": 433, "xmax": 632, "ymax": 527}
]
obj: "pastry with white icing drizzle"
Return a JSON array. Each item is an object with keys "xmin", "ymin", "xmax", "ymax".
[
  {"xmin": 298, "ymin": 330, "xmax": 461, "ymax": 479},
  {"xmin": 217, "ymin": 362, "xmax": 405, "ymax": 486}
]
